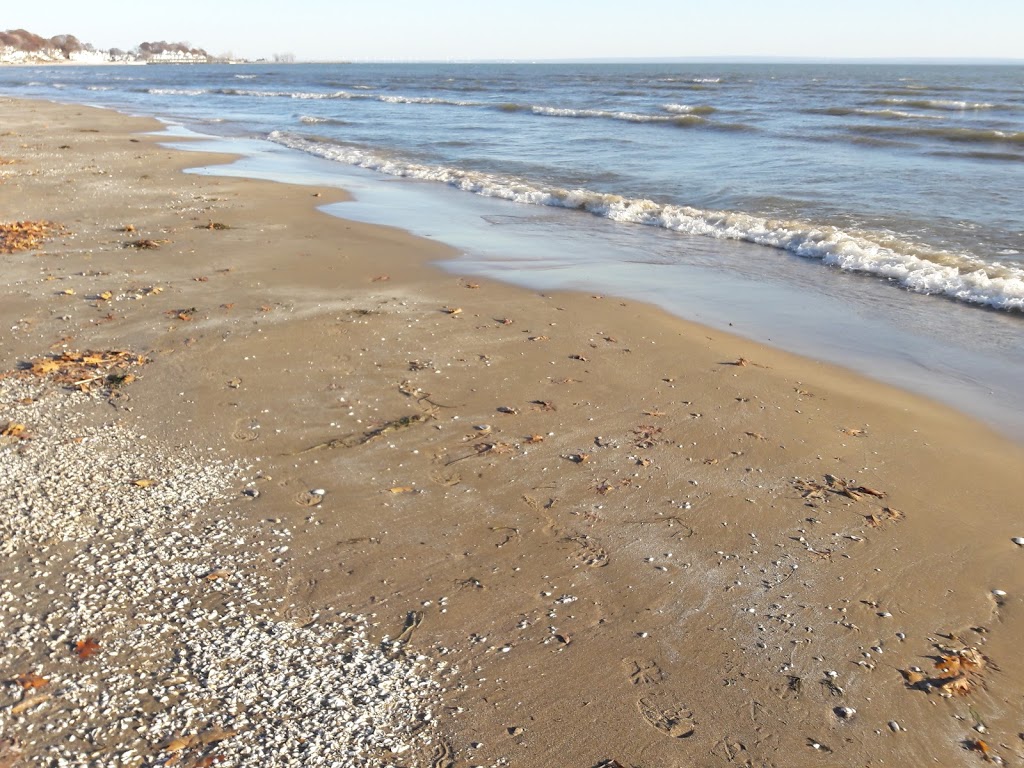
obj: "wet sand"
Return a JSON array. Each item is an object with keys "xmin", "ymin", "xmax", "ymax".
[{"xmin": 2, "ymin": 97, "xmax": 1023, "ymax": 767}]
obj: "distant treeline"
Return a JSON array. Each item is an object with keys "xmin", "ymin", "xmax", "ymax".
[{"xmin": 0, "ymin": 28, "xmax": 208, "ymax": 59}]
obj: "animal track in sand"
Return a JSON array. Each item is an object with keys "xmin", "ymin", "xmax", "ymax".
[
  {"xmin": 231, "ymin": 418, "xmax": 260, "ymax": 442},
  {"xmin": 565, "ymin": 533, "xmax": 610, "ymax": 567},
  {"xmin": 626, "ymin": 658, "xmax": 666, "ymax": 686},
  {"xmin": 637, "ymin": 694, "xmax": 696, "ymax": 739},
  {"xmin": 712, "ymin": 738, "xmax": 752, "ymax": 766}
]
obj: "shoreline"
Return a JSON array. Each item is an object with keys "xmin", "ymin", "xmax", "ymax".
[{"xmin": 3, "ymin": 97, "xmax": 1023, "ymax": 767}]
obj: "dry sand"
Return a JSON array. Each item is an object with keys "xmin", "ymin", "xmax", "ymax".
[{"xmin": 1, "ymin": 97, "xmax": 1023, "ymax": 768}]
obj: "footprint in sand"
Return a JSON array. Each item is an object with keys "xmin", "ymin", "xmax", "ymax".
[
  {"xmin": 637, "ymin": 694, "xmax": 696, "ymax": 739},
  {"xmin": 231, "ymin": 418, "xmax": 260, "ymax": 442},
  {"xmin": 293, "ymin": 490, "xmax": 323, "ymax": 507},
  {"xmin": 626, "ymin": 658, "xmax": 666, "ymax": 686},
  {"xmin": 428, "ymin": 738, "xmax": 455, "ymax": 768},
  {"xmin": 429, "ymin": 470, "xmax": 462, "ymax": 487},
  {"xmin": 282, "ymin": 577, "xmax": 320, "ymax": 627},
  {"xmin": 565, "ymin": 534, "xmax": 610, "ymax": 567}
]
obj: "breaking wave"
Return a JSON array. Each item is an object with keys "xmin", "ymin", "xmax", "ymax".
[{"xmin": 267, "ymin": 131, "xmax": 1024, "ymax": 311}]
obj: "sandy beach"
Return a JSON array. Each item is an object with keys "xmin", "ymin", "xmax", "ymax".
[{"xmin": 2, "ymin": 97, "xmax": 1023, "ymax": 767}]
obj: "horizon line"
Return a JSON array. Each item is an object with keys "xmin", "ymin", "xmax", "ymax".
[{"xmin": 294, "ymin": 55, "xmax": 1024, "ymax": 66}]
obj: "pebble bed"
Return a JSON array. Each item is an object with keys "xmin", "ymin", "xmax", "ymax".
[{"xmin": 0, "ymin": 377, "xmax": 441, "ymax": 767}]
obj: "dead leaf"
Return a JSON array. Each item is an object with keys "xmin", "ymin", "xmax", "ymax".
[
  {"xmin": 443, "ymin": 307, "xmax": 463, "ymax": 315},
  {"xmin": 745, "ymin": 431, "xmax": 767, "ymax": 440},
  {"xmin": 14, "ymin": 672, "xmax": 48, "ymax": 690},
  {"xmin": 637, "ymin": 457, "xmax": 652, "ymax": 467},
  {"xmin": 60, "ymin": 288, "xmax": 76, "ymax": 296},
  {"xmin": 124, "ymin": 238, "xmax": 169, "ymax": 249},
  {"xmin": 73, "ymin": 637, "xmax": 101, "ymax": 660},
  {"xmin": 841, "ymin": 427, "xmax": 866, "ymax": 437},
  {"xmin": 530, "ymin": 400, "xmax": 556, "ymax": 411},
  {"xmin": 569, "ymin": 354, "xmax": 588, "ymax": 362},
  {"xmin": 203, "ymin": 569, "xmax": 232, "ymax": 581},
  {"xmin": 528, "ymin": 335, "xmax": 549, "ymax": 342},
  {"xmin": 596, "ymin": 482, "xmax": 614, "ymax": 495},
  {"xmin": 643, "ymin": 410, "xmax": 666, "ymax": 417},
  {"xmin": 525, "ymin": 435, "xmax": 545, "ymax": 444},
  {"xmin": 734, "ymin": 357, "xmax": 749, "ymax": 367},
  {"xmin": 1, "ymin": 423, "xmax": 28, "ymax": 439},
  {"xmin": 132, "ymin": 479, "xmax": 155, "ymax": 488},
  {"xmin": 0, "ymin": 220, "xmax": 65, "ymax": 253},
  {"xmin": 371, "ymin": 274, "xmax": 390, "ymax": 282},
  {"xmin": 162, "ymin": 735, "xmax": 197, "ymax": 753},
  {"xmin": 940, "ymin": 675, "xmax": 972, "ymax": 696},
  {"xmin": 388, "ymin": 486, "xmax": 415, "ymax": 494},
  {"xmin": 901, "ymin": 669, "xmax": 925, "ymax": 685},
  {"xmin": 197, "ymin": 729, "xmax": 237, "ymax": 746}
]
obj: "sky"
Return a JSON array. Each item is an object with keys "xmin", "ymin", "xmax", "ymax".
[{"xmin": 7, "ymin": 0, "xmax": 1024, "ymax": 62}]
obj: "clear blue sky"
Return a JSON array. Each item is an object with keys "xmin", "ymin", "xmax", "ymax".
[{"xmin": 8, "ymin": 0, "xmax": 1023, "ymax": 62}]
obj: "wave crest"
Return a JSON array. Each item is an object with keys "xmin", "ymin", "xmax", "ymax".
[{"xmin": 267, "ymin": 131, "xmax": 1024, "ymax": 311}]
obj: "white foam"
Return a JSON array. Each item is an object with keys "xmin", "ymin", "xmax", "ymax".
[
  {"xmin": 148, "ymin": 88, "xmax": 208, "ymax": 96},
  {"xmin": 267, "ymin": 131, "xmax": 1024, "ymax": 312},
  {"xmin": 882, "ymin": 97, "xmax": 997, "ymax": 111}
]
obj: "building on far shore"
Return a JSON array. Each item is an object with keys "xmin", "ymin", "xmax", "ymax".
[{"xmin": 144, "ymin": 49, "xmax": 208, "ymax": 64}]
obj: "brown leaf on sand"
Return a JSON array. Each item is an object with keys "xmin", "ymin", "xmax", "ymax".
[
  {"xmin": 116, "ymin": 224, "xmax": 136, "ymax": 232},
  {"xmin": 124, "ymin": 238, "xmax": 170, "ymax": 249},
  {"xmin": 745, "ymin": 431, "xmax": 767, "ymax": 440},
  {"xmin": 734, "ymin": 357, "xmax": 749, "ymax": 367},
  {"xmin": 643, "ymin": 410, "xmax": 666, "ymax": 417},
  {"xmin": 388, "ymin": 486, "xmax": 415, "ymax": 494},
  {"xmin": 864, "ymin": 514, "xmax": 883, "ymax": 528},
  {"xmin": 443, "ymin": 306, "xmax": 463, "ymax": 315},
  {"xmin": 14, "ymin": 672, "xmax": 48, "ymax": 690},
  {"xmin": 73, "ymin": 637, "xmax": 101, "ymax": 660},
  {"xmin": 968, "ymin": 739, "xmax": 991, "ymax": 759},
  {"xmin": 161, "ymin": 735, "xmax": 197, "ymax": 753},
  {"xmin": 1, "ymin": 423, "xmax": 29, "ymax": 439},
  {"xmin": 530, "ymin": 400, "xmax": 556, "ymax": 411},
  {"xmin": 528, "ymin": 335, "xmax": 549, "ymax": 342},
  {"xmin": 0, "ymin": 220, "xmax": 65, "ymax": 253},
  {"xmin": 132, "ymin": 479, "xmax": 155, "ymax": 488},
  {"xmin": 940, "ymin": 675, "xmax": 972, "ymax": 696},
  {"xmin": 371, "ymin": 274, "xmax": 390, "ymax": 282},
  {"xmin": 596, "ymin": 481, "xmax": 614, "ymax": 495},
  {"xmin": 525, "ymin": 435, "xmax": 545, "ymax": 444},
  {"xmin": 901, "ymin": 669, "xmax": 925, "ymax": 685},
  {"xmin": 841, "ymin": 427, "xmax": 867, "ymax": 437},
  {"xmin": 203, "ymin": 569, "xmax": 232, "ymax": 581}
]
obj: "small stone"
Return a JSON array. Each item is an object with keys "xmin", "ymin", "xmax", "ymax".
[
  {"xmin": 1012, "ymin": 537, "xmax": 1024, "ymax": 546},
  {"xmin": 992, "ymin": 589, "xmax": 1007, "ymax": 597},
  {"xmin": 507, "ymin": 727, "xmax": 524, "ymax": 736},
  {"xmin": 834, "ymin": 706, "xmax": 856, "ymax": 719},
  {"xmin": 888, "ymin": 721, "xmax": 901, "ymax": 732}
]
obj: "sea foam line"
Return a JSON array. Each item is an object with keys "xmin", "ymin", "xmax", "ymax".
[{"xmin": 268, "ymin": 131, "xmax": 1024, "ymax": 312}]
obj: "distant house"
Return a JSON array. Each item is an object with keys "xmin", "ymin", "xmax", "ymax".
[
  {"xmin": 68, "ymin": 49, "xmax": 110, "ymax": 64},
  {"xmin": 145, "ymin": 50, "xmax": 208, "ymax": 64}
]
